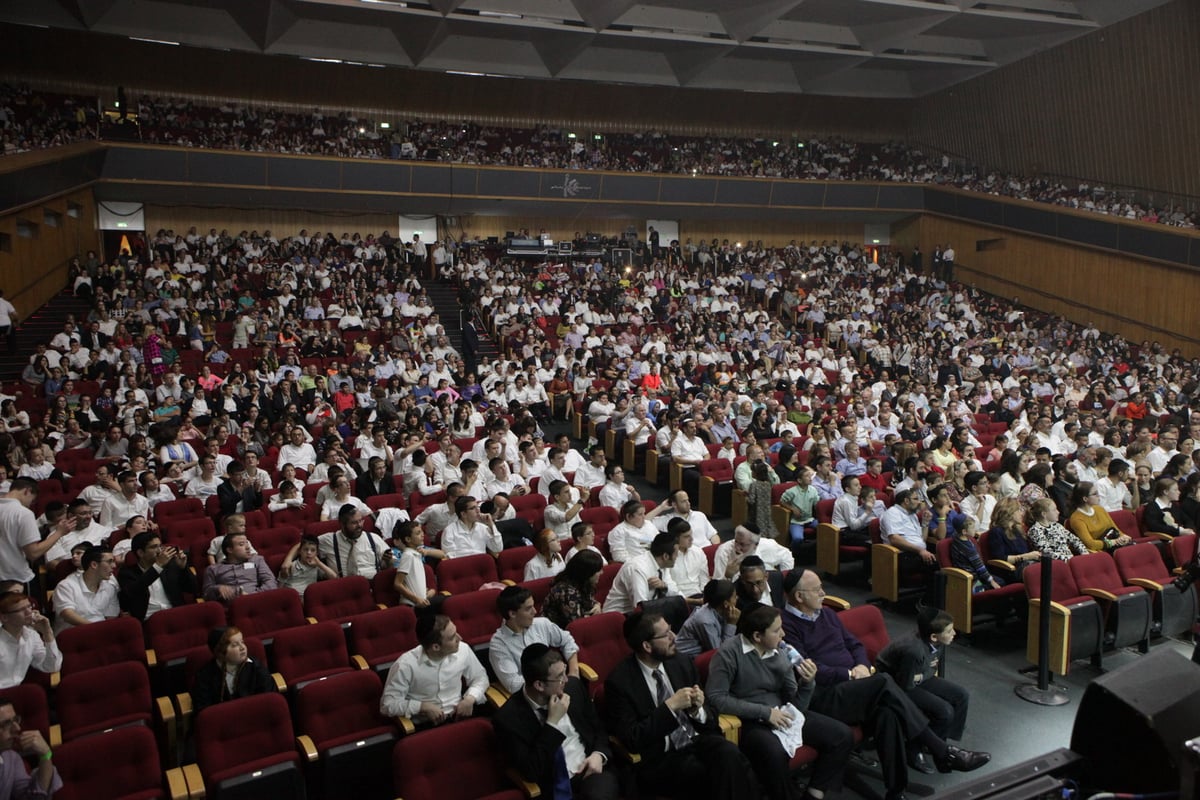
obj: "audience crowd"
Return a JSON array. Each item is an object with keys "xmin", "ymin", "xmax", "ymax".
[
  {"xmin": 3, "ymin": 84, "xmax": 1197, "ymax": 229},
  {"xmin": 0, "ymin": 212, "xmax": 1197, "ymax": 798}
]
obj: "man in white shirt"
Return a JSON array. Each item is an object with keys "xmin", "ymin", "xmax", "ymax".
[
  {"xmin": 711, "ymin": 524, "xmax": 794, "ymax": 581},
  {"xmin": 52, "ymin": 545, "xmax": 120, "ymax": 634},
  {"xmin": 99, "ymin": 470, "xmax": 152, "ymax": 529},
  {"xmin": 1095, "ymin": 459, "xmax": 1134, "ymax": 513},
  {"xmin": 670, "ymin": 419, "xmax": 709, "ymax": 501},
  {"xmin": 653, "ymin": 490, "xmax": 720, "ymax": 545},
  {"xmin": 1147, "ymin": 428, "xmax": 1179, "ymax": 475},
  {"xmin": 0, "ymin": 592, "xmax": 61, "ymax": 689},
  {"xmin": 440, "ymin": 495, "xmax": 502, "ymax": 558},
  {"xmin": 44, "ymin": 499, "xmax": 110, "ymax": 567},
  {"xmin": 881, "ymin": 489, "xmax": 937, "ymax": 567},
  {"xmin": 380, "ymin": 613, "xmax": 488, "ymax": 725},
  {"xmin": 278, "ymin": 427, "xmax": 318, "ymax": 474},
  {"xmin": 415, "ymin": 483, "xmax": 466, "ymax": 543},
  {"xmin": 666, "ymin": 521, "xmax": 709, "ymax": 600},
  {"xmin": 572, "ymin": 446, "xmax": 608, "ymax": 493},
  {"xmin": 296, "ymin": 506, "xmax": 391, "ymax": 580},
  {"xmin": 958, "ymin": 472, "xmax": 997, "ymax": 532},
  {"xmin": 604, "ymin": 532, "xmax": 681, "ymax": 614},
  {"xmin": 0, "ymin": 479, "xmax": 69, "ymax": 584},
  {"xmin": 489, "ymin": 585, "xmax": 580, "ymax": 694}
]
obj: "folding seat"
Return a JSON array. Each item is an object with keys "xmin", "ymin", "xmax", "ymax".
[
  {"xmin": 174, "ymin": 637, "xmax": 274, "ymax": 742},
  {"xmin": 769, "ymin": 482, "xmax": 798, "ymax": 545},
  {"xmin": 246, "ymin": 525, "xmax": 302, "ymax": 572},
  {"xmin": 154, "ymin": 498, "xmax": 205, "ymax": 528},
  {"xmin": 510, "ymin": 493, "xmax": 546, "ymax": 530},
  {"xmin": 190, "ymin": 693, "xmax": 304, "ymax": 800},
  {"xmin": 52, "ymin": 661, "xmax": 162, "ymax": 746},
  {"xmin": 1024, "ymin": 560, "xmax": 1105, "ymax": 675},
  {"xmin": 441, "ymin": 588, "xmax": 502, "ymax": 652},
  {"xmin": 228, "ymin": 588, "xmax": 307, "ymax": 642},
  {"xmin": 1114, "ymin": 541, "xmax": 1199, "ymax": 637},
  {"xmin": 935, "ymin": 537, "xmax": 1026, "ymax": 634},
  {"xmin": 52, "ymin": 726, "xmax": 188, "ymax": 800},
  {"xmin": 58, "ymin": 616, "xmax": 152, "ymax": 679},
  {"xmin": 158, "ymin": 516, "xmax": 215, "ymax": 554},
  {"xmin": 566, "ymin": 611, "xmax": 629, "ymax": 703},
  {"xmin": 698, "ymin": 457, "xmax": 734, "ymax": 518},
  {"xmin": 1170, "ymin": 534, "xmax": 1198, "ymax": 573},
  {"xmin": 304, "ymin": 520, "xmax": 341, "ymax": 537},
  {"xmin": 519, "ymin": 577, "xmax": 554, "ymax": 609},
  {"xmin": 836, "ymin": 602, "xmax": 890, "ymax": 662},
  {"xmin": 604, "ymin": 423, "xmax": 626, "ymax": 463},
  {"xmin": 349, "ymin": 605, "xmax": 419, "ymax": 674},
  {"xmin": 366, "ymin": 493, "xmax": 406, "ymax": 514},
  {"xmin": 593, "ymin": 561, "xmax": 623, "ymax": 604},
  {"xmin": 242, "ymin": 509, "xmax": 269, "ymax": 531},
  {"xmin": 436, "ymin": 552, "xmax": 500, "ymax": 595},
  {"xmin": 302, "ymin": 482, "xmax": 327, "ymax": 505},
  {"xmin": 268, "ymin": 621, "xmax": 356, "ymax": 691},
  {"xmin": 816, "ymin": 518, "xmax": 876, "ymax": 578},
  {"xmin": 869, "ymin": 521, "xmax": 935, "ymax": 604},
  {"xmin": 1111, "ymin": 509, "xmax": 1168, "ymax": 543},
  {"xmin": 497, "ymin": 545, "xmax": 536, "ymax": 583},
  {"xmin": 268, "ymin": 504, "xmax": 310, "ymax": 529},
  {"xmin": 579, "ymin": 506, "xmax": 618, "ymax": 526},
  {"xmin": 407, "ymin": 490, "xmax": 444, "ymax": 518},
  {"xmin": 303, "ymin": 575, "xmax": 381, "ymax": 624},
  {"xmin": 145, "ymin": 602, "xmax": 229, "ymax": 694},
  {"xmin": 295, "ymin": 670, "xmax": 397, "ymax": 800},
  {"xmin": 5, "ymin": 683, "xmax": 50, "ymax": 741},
  {"xmin": 1068, "ymin": 552, "xmax": 1152, "ymax": 654},
  {"xmin": 392, "ymin": 717, "xmax": 529, "ymax": 800}
]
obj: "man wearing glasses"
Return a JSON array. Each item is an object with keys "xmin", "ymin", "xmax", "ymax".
[
  {"xmin": 441, "ymin": 495, "xmax": 502, "ymax": 558},
  {"xmin": 781, "ymin": 570, "xmax": 989, "ymax": 800},
  {"xmin": 493, "ymin": 643, "xmax": 618, "ymax": 800},
  {"xmin": 0, "ymin": 593, "xmax": 61, "ymax": 689},
  {"xmin": 52, "ymin": 546, "xmax": 120, "ymax": 635},
  {"xmin": 0, "ymin": 697, "xmax": 59, "ymax": 798}
]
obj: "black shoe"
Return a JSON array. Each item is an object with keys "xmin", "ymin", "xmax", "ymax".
[
  {"xmin": 936, "ymin": 746, "xmax": 991, "ymax": 774},
  {"xmin": 884, "ymin": 792, "xmax": 908, "ymax": 800},
  {"xmin": 908, "ymin": 751, "xmax": 935, "ymax": 774}
]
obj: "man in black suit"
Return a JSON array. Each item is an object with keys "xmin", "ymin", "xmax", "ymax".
[
  {"xmin": 117, "ymin": 531, "xmax": 196, "ymax": 621},
  {"xmin": 604, "ymin": 611, "xmax": 753, "ymax": 799},
  {"xmin": 216, "ymin": 462, "xmax": 262, "ymax": 517},
  {"xmin": 493, "ymin": 643, "xmax": 619, "ymax": 800},
  {"xmin": 355, "ymin": 456, "xmax": 396, "ymax": 502}
]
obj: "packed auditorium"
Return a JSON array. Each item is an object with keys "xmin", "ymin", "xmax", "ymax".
[{"xmin": 1, "ymin": 1, "xmax": 1199, "ymax": 800}]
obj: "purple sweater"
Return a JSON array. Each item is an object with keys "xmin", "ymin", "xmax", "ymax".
[{"xmin": 781, "ymin": 606, "xmax": 869, "ymax": 686}]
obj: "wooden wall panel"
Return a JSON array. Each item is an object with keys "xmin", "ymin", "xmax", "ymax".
[
  {"xmin": 0, "ymin": 188, "xmax": 99, "ymax": 320},
  {"xmin": 914, "ymin": 1, "xmax": 1200, "ymax": 202},
  {"xmin": 0, "ymin": 24, "xmax": 908, "ymax": 140},
  {"xmin": 907, "ymin": 215, "xmax": 1200, "ymax": 355}
]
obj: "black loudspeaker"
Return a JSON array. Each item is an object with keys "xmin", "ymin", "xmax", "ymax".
[{"xmin": 1071, "ymin": 648, "xmax": 1200, "ymax": 793}]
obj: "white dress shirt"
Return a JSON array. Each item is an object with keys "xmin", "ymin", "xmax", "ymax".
[
  {"xmin": 52, "ymin": 573, "xmax": 120, "ymax": 634},
  {"xmin": 603, "ymin": 553, "xmax": 678, "ymax": 613},
  {"xmin": 441, "ymin": 518, "xmax": 502, "ymax": 558},
  {"xmin": 0, "ymin": 625, "xmax": 62, "ymax": 689},
  {"xmin": 379, "ymin": 643, "xmax": 488, "ymax": 719}
]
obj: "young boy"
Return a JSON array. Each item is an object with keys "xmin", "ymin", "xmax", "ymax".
[
  {"xmin": 279, "ymin": 536, "xmax": 337, "ymax": 597},
  {"xmin": 392, "ymin": 521, "xmax": 437, "ymax": 608}
]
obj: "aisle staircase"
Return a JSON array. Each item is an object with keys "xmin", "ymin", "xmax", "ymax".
[
  {"xmin": 0, "ymin": 289, "xmax": 89, "ymax": 382},
  {"xmin": 424, "ymin": 279, "xmax": 501, "ymax": 369}
]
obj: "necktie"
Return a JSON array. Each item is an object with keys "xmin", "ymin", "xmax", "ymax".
[
  {"xmin": 654, "ymin": 570, "xmax": 666, "ymax": 600},
  {"xmin": 344, "ymin": 539, "xmax": 358, "ymax": 576},
  {"xmin": 653, "ymin": 669, "xmax": 694, "ymax": 750},
  {"xmin": 536, "ymin": 707, "xmax": 574, "ymax": 799}
]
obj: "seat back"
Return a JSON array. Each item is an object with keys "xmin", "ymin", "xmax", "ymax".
[
  {"xmin": 303, "ymin": 575, "xmax": 376, "ymax": 622},
  {"xmin": 247, "ymin": 525, "xmax": 303, "ymax": 565},
  {"xmin": 4, "ymin": 683, "xmax": 50, "ymax": 741},
  {"xmin": 229, "ymin": 588, "xmax": 306, "ymax": 640},
  {"xmin": 771, "ymin": 482, "xmax": 797, "ymax": 504},
  {"xmin": 815, "ymin": 498, "xmax": 836, "ymax": 524},
  {"xmin": 567, "ymin": 612, "xmax": 630, "ymax": 690},
  {"xmin": 935, "ymin": 536, "xmax": 954, "ymax": 568},
  {"xmin": 580, "ymin": 506, "xmax": 618, "ymax": 526},
  {"xmin": 195, "ymin": 693, "xmax": 299, "ymax": 785},
  {"xmin": 366, "ymin": 493, "xmax": 406, "ymax": 513},
  {"xmin": 441, "ymin": 588, "xmax": 502, "ymax": 648},
  {"xmin": 520, "ymin": 577, "xmax": 554, "ymax": 609},
  {"xmin": 295, "ymin": 669, "xmax": 392, "ymax": 749},
  {"xmin": 1068, "ymin": 552, "xmax": 1124, "ymax": 594},
  {"xmin": 160, "ymin": 516, "xmax": 216, "ymax": 551},
  {"xmin": 1171, "ymin": 535, "xmax": 1198, "ymax": 571},
  {"xmin": 1109, "ymin": 510, "xmax": 1141, "ymax": 541},
  {"xmin": 52, "ymin": 726, "xmax": 164, "ymax": 800},
  {"xmin": 593, "ymin": 561, "xmax": 623, "ymax": 604},
  {"xmin": 392, "ymin": 717, "xmax": 520, "ymax": 800},
  {"xmin": 699, "ymin": 458, "xmax": 733, "ymax": 482},
  {"xmin": 154, "ymin": 497, "xmax": 205, "ymax": 525},
  {"xmin": 1024, "ymin": 560, "xmax": 1083, "ymax": 601},
  {"xmin": 145, "ymin": 602, "xmax": 229, "ymax": 664},
  {"xmin": 436, "ymin": 553, "xmax": 499, "ymax": 595},
  {"xmin": 57, "ymin": 661, "xmax": 152, "ymax": 741},
  {"xmin": 497, "ymin": 546, "xmax": 537, "ymax": 583},
  {"xmin": 58, "ymin": 616, "xmax": 147, "ymax": 677},
  {"xmin": 1113, "ymin": 542, "xmax": 1171, "ymax": 584},
  {"xmin": 270, "ymin": 621, "xmax": 352, "ymax": 686},
  {"xmin": 838, "ymin": 604, "xmax": 889, "ymax": 662},
  {"xmin": 349, "ymin": 606, "xmax": 419, "ymax": 670},
  {"xmin": 694, "ymin": 649, "xmax": 717, "ymax": 683}
]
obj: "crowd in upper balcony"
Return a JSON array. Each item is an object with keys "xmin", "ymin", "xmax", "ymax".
[{"xmin": 2, "ymin": 84, "xmax": 1196, "ymax": 230}]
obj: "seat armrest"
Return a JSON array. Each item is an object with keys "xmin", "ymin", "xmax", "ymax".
[
  {"xmin": 305, "ymin": 616, "xmax": 318, "ymax": 624},
  {"xmin": 49, "ymin": 724, "xmax": 61, "ymax": 748},
  {"xmin": 608, "ymin": 735, "xmax": 641, "ymax": 764},
  {"xmin": 165, "ymin": 767, "xmax": 189, "ymax": 800},
  {"xmin": 506, "ymin": 768, "xmax": 542, "ymax": 798},
  {"xmin": 1126, "ymin": 577, "xmax": 1164, "ymax": 591},
  {"xmin": 351, "ymin": 654, "xmax": 370, "ymax": 671},
  {"xmin": 182, "ymin": 763, "xmax": 205, "ymax": 800},
  {"xmin": 578, "ymin": 662, "xmax": 599, "ymax": 682},
  {"xmin": 821, "ymin": 595, "xmax": 851, "ymax": 611},
  {"xmin": 394, "ymin": 716, "xmax": 417, "ymax": 735},
  {"xmin": 1080, "ymin": 587, "xmax": 1119, "ymax": 602},
  {"xmin": 296, "ymin": 734, "xmax": 319, "ymax": 762},
  {"xmin": 486, "ymin": 682, "xmax": 511, "ymax": 709},
  {"xmin": 987, "ymin": 559, "xmax": 1016, "ymax": 573},
  {"xmin": 146, "ymin": 648, "xmax": 158, "ymax": 668},
  {"xmin": 271, "ymin": 672, "xmax": 287, "ymax": 692}
]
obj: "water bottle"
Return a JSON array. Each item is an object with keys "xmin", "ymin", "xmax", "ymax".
[{"xmin": 779, "ymin": 642, "xmax": 805, "ymax": 668}]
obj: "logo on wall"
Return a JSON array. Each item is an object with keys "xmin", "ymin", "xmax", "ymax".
[{"xmin": 551, "ymin": 174, "xmax": 592, "ymax": 198}]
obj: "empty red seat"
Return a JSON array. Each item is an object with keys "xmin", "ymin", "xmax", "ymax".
[
  {"xmin": 303, "ymin": 575, "xmax": 380, "ymax": 624},
  {"xmin": 436, "ymin": 553, "xmax": 499, "ymax": 595},
  {"xmin": 194, "ymin": 693, "xmax": 304, "ymax": 798},
  {"xmin": 392, "ymin": 716, "xmax": 525, "ymax": 800},
  {"xmin": 496, "ymin": 546, "xmax": 536, "ymax": 583},
  {"xmin": 269, "ymin": 621, "xmax": 355, "ymax": 690},
  {"xmin": 53, "ymin": 725, "xmax": 186, "ymax": 800},
  {"xmin": 54, "ymin": 661, "xmax": 155, "ymax": 744},
  {"xmin": 441, "ymin": 588, "xmax": 502, "ymax": 650},
  {"xmin": 228, "ymin": 588, "xmax": 306, "ymax": 642},
  {"xmin": 349, "ymin": 605, "xmax": 419, "ymax": 672},
  {"xmin": 58, "ymin": 616, "xmax": 151, "ymax": 678}
]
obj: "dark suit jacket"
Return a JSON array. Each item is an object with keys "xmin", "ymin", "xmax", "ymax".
[
  {"xmin": 355, "ymin": 471, "xmax": 396, "ymax": 502},
  {"xmin": 190, "ymin": 657, "xmax": 274, "ymax": 714},
  {"xmin": 603, "ymin": 655, "xmax": 721, "ymax": 766},
  {"xmin": 874, "ymin": 635, "xmax": 941, "ymax": 690},
  {"xmin": 117, "ymin": 561, "xmax": 198, "ymax": 621},
  {"xmin": 217, "ymin": 480, "xmax": 262, "ymax": 516},
  {"xmin": 492, "ymin": 678, "xmax": 612, "ymax": 790}
]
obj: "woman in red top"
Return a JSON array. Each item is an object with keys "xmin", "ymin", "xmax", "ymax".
[{"xmin": 1122, "ymin": 391, "xmax": 1148, "ymax": 421}]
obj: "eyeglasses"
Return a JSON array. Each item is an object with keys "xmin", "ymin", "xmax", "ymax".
[
  {"xmin": 650, "ymin": 630, "xmax": 675, "ymax": 640},
  {"xmin": 1, "ymin": 605, "xmax": 32, "ymax": 615},
  {"xmin": 801, "ymin": 586, "xmax": 826, "ymax": 596},
  {"xmin": 542, "ymin": 674, "xmax": 568, "ymax": 685},
  {"xmin": 0, "ymin": 715, "xmax": 21, "ymax": 731}
]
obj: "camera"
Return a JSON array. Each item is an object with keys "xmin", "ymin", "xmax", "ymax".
[{"xmin": 1171, "ymin": 558, "xmax": 1200, "ymax": 592}]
